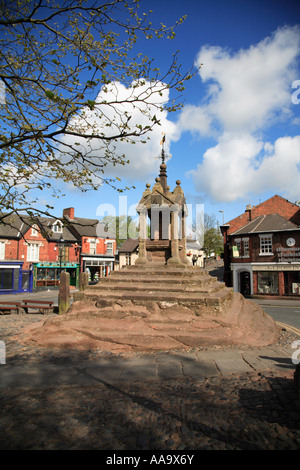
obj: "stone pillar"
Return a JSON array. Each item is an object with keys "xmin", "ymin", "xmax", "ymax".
[
  {"xmin": 135, "ymin": 205, "xmax": 148, "ymax": 265},
  {"xmin": 180, "ymin": 206, "xmax": 189, "ymax": 264},
  {"xmin": 79, "ymin": 271, "xmax": 89, "ymax": 291},
  {"xmin": 167, "ymin": 205, "xmax": 181, "ymax": 265},
  {"xmin": 58, "ymin": 271, "xmax": 70, "ymax": 314}
]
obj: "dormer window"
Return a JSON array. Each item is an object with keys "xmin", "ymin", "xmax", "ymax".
[
  {"xmin": 52, "ymin": 220, "xmax": 63, "ymax": 233},
  {"xmin": 31, "ymin": 225, "xmax": 39, "ymax": 236}
]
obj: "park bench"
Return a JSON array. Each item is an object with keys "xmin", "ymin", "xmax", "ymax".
[
  {"xmin": 0, "ymin": 302, "xmax": 21, "ymax": 314},
  {"xmin": 21, "ymin": 299, "xmax": 54, "ymax": 314}
]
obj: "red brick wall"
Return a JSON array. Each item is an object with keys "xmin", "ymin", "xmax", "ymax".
[
  {"xmin": 1, "ymin": 239, "xmax": 19, "ymax": 261},
  {"xmin": 81, "ymin": 237, "xmax": 116, "ymax": 255}
]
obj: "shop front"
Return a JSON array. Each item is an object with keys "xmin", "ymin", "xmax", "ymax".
[
  {"xmin": 253, "ymin": 264, "xmax": 300, "ymax": 297},
  {"xmin": 81, "ymin": 255, "xmax": 115, "ymax": 283},
  {"xmin": 33, "ymin": 262, "xmax": 79, "ymax": 290},
  {"xmin": 0, "ymin": 262, "xmax": 33, "ymax": 294}
]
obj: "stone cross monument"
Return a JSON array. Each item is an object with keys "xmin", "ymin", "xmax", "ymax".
[{"xmin": 136, "ymin": 135, "xmax": 188, "ymax": 266}]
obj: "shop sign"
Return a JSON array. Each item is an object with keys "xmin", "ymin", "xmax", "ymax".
[
  {"xmin": 252, "ymin": 264, "xmax": 300, "ymax": 271},
  {"xmin": 36, "ymin": 262, "xmax": 78, "ymax": 267},
  {"xmin": 276, "ymin": 247, "xmax": 300, "ymax": 262}
]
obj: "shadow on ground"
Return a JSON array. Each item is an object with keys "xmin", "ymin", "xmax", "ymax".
[{"xmin": 0, "ymin": 356, "xmax": 299, "ymax": 450}]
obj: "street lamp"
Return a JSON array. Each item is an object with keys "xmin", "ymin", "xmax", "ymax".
[
  {"xmin": 219, "ymin": 210, "xmax": 224, "ymax": 225},
  {"xmin": 55, "ymin": 235, "xmax": 71, "ymax": 282}
]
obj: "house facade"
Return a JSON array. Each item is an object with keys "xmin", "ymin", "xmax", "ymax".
[
  {"xmin": 117, "ymin": 238, "xmax": 139, "ymax": 269},
  {"xmin": 0, "ymin": 207, "xmax": 116, "ymax": 294},
  {"xmin": 62, "ymin": 208, "xmax": 116, "ymax": 282},
  {"xmin": 221, "ymin": 195, "xmax": 300, "ymax": 297}
]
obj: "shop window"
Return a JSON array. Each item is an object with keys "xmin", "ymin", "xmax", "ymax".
[
  {"xmin": 0, "ymin": 268, "xmax": 13, "ymax": 290},
  {"xmin": 0, "ymin": 242, "xmax": 5, "ymax": 260},
  {"xmin": 27, "ymin": 243, "xmax": 40, "ymax": 261},
  {"xmin": 259, "ymin": 235, "xmax": 273, "ymax": 255},
  {"xmin": 257, "ymin": 272, "xmax": 278, "ymax": 294},
  {"xmin": 284, "ymin": 271, "xmax": 300, "ymax": 295}
]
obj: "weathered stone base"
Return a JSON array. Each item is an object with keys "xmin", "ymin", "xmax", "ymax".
[{"xmin": 21, "ymin": 265, "xmax": 280, "ymax": 353}]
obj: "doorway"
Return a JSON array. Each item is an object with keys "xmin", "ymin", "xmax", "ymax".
[{"xmin": 240, "ymin": 271, "xmax": 251, "ymax": 297}]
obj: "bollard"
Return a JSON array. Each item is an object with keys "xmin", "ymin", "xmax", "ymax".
[
  {"xmin": 58, "ymin": 271, "xmax": 70, "ymax": 314},
  {"xmin": 79, "ymin": 271, "xmax": 89, "ymax": 291}
]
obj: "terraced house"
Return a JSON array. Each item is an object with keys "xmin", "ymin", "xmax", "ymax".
[
  {"xmin": 221, "ymin": 195, "xmax": 300, "ymax": 297},
  {"xmin": 0, "ymin": 208, "xmax": 116, "ymax": 294}
]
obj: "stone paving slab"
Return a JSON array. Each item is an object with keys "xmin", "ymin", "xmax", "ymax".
[{"xmin": 0, "ymin": 346, "xmax": 295, "ymax": 389}]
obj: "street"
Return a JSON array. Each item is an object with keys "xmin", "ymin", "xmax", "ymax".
[{"xmin": 252, "ymin": 299, "xmax": 300, "ymax": 337}]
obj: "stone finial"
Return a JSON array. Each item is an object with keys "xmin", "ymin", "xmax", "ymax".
[
  {"xmin": 142, "ymin": 183, "xmax": 152, "ymax": 198},
  {"xmin": 173, "ymin": 180, "xmax": 183, "ymax": 196},
  {"xmin": 152, "ymin": 177, "xmax": 163, "ymax": 193}
]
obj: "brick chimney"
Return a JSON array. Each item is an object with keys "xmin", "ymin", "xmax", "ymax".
[
  {"xmin": 245, "ymin": 204, "xmax": 252, "ymax": 221},
  {"xmin": 63, "ymin": 207, "xmax": 75, "ymax": 220}
]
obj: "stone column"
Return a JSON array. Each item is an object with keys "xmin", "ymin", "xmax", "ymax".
[
  {"xmin": 58, "ymin": 271, "xmax": 70, "ymax": 314},
  {"xmin": 167, "ymin": 205, "xmax": 181, "ymax": 265},
  {"xmin": 135, "ymin": 204, "xmax": 148, "ymax": 265},
  {"xmin": 180, "ymin": 205, "xmax": 189, "ymax": 264}
]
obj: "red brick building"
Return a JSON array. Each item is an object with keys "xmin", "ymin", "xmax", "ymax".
[
  {"xmin": 221, "ymin": 195, "xmax": 300, "ymax": 297},
  {"xmin": 0, "ymin": 208, "xmax": 116, "ymax": 294}
]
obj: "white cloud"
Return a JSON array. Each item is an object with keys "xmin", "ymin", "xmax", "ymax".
[
  {"xmin": 179, "ymin": 26, "xmax": 300, "ymax": 202},
  {"xmin": 189, "ymin": 134, "xmax": 300, "ymax": 202},
  {"xmin": 60, "ymin": 80, "xmax": 177, "ymax": 184}
]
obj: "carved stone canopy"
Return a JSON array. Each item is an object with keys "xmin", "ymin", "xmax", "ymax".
[{"xmin": 136, "ymin": 161, "xmax": 188, "ymax": 266}]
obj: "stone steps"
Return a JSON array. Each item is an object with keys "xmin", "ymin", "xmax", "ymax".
[
  {"xmin": 76, "ymin": 264, "xmax": 232, "ymax": 310},
  {"xmin": 82, "ymin": 289, "xmax": 232, "ymax": 308},
  {"xmin": 110, "ymin": 266, "xmax": 209, "ymax": 278},
  {"xmin": 88, "ymin": 280, "xmax": 224, "ymax": 294}
]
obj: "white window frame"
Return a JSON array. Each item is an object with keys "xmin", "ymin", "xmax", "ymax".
[
  {"xmin": 105, "ymin": 239, "xmax": 114, "ymax": 255},
  {"xmin": 243, "ymin": 238, "xmax": 249, "ymax": 257},
  {"xmin": 0, "ymin": 241, "xmax": 5, "ymax": 260},
  {"xmin": 27, "ymin": 243, "xmax": 40, "ymax": 262},
  {"xmin": 52, "ymin": 220, "xmax": 63, "ymax": 233},
  {"xmin": 89, "ymin": 239, "xmax": 97, "ymax": 255},
  {"xmin": 259, "ymin": 234, "xmax": 273, "ymax": 255},
  {"xmin": 233, "ymin": 238, "xmax": 241, "ymax": 258},
  {"xmin": 31, "ymin": 225, "xmax": 39, "ymax": 236}
]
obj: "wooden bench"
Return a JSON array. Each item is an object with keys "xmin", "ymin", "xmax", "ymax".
[
  {"xmin": 0, "ymin": 302, "xmax": 21, "ymax": 315},
  {"xmin": 21, "ymin": 300, "xmax": 54, "ymax": 314}
]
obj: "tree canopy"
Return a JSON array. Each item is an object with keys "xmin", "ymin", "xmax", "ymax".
[{"xmin": 0, "ymin": 0, "xmax": 194, "ymax": 222}]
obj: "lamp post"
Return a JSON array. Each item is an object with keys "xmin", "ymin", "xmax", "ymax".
[
  {"xmin": 219, "ymin": 210, "xmax": 224, "ymax": 225},
  {"xmin": 55, "ymin": 235, "xmax": 71, "ymax": 284}
]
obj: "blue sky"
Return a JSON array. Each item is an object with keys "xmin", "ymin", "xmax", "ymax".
[{"xmin": 44, "ymin": 0, "xmax": 300, "ymax": 230}]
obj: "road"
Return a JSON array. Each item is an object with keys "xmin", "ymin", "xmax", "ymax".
[{"xmin": 252, "ymin": 299, "xmax": 300, "ymax": 337}]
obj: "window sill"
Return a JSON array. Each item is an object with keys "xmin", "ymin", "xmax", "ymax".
[{"xmin": 259, "ymin": 253, "xmax": 274, "ymax": 256}]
